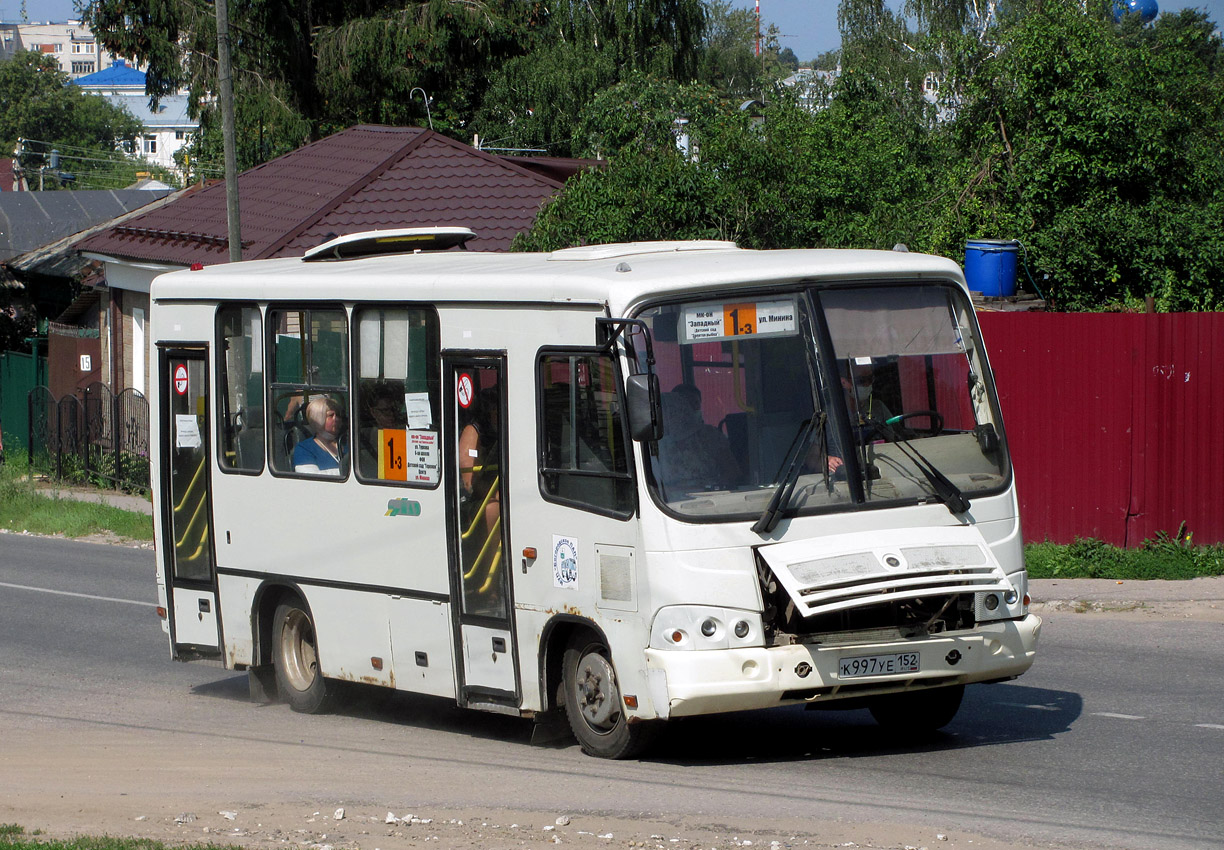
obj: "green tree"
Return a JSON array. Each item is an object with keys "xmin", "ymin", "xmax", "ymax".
[
  {"xmin": 935, "ymin": 1, "xmax": 1224, "ymax": 309},
  {"xmin": 518, "ymin": 89, "xmax": 939, "ymax": 252},
  {"xmin": 0, "ymin": 51, "xmax": 145, "ymax": 189},
  {"xmin": 472, "ymin": 0, "xmax": 709, "ymax": 156},
  {"xmin": 575, "ymin": 73, "xmax": 726, "ymax": 159}
]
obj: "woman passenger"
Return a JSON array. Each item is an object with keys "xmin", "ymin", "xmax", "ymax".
[{"xmin": 293, "ymin": 396, "xmax": 345, "ymax": 475}]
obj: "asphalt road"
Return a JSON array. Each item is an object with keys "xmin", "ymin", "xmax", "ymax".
[{"xmin": 1, "ymin": 534, "xmax": 1222, "ymax": 849}]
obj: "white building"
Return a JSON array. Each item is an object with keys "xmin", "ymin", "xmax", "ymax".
[
  {"xmin": 0, "ymin": 20, "xmax": 121, "ymax": 78},
  {"xmin": 781, "ymin": 66, "xmax": 956, "ymax": 122},
  {"xmin": 69, "ymin": 61, "xmax": 197, "ymax": 177},
  {"xmin": 106, "ymin": 94, "xmax": 195, "ymax": 175}
]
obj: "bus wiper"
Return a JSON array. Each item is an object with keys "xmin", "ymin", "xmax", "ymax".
[
  {"xmin": 753, "ymin": 415, "xmax": 820, "ymax": 535},
  {"xmin": 869, "ymin": 416, "xmax": 970, "ymax": 515}
]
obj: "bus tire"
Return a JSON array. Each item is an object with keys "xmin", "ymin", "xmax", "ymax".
[
  {"xmin": 562, "ymin": 635, "xmax": 656, "ymax": 759},
  {"xmin": 272, "ymin": 598, "xmax": 334, "ymax": 714},
  {"xmin": 869, "ymin": 683, "xmax": 964, "ymax": 732}
]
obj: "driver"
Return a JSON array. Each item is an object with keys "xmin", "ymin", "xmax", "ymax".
[
  {"xmin": 820, "ymin": 360, "xmax": 894, "ymax": 477},
  {"xmin": 844, "ymin": 360, "xmax": 894, "ymax": 432}
]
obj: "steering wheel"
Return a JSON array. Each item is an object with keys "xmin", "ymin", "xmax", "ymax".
[{"xmin": 889, "ymin": 410, "xmax": 944, "ymax": 438}]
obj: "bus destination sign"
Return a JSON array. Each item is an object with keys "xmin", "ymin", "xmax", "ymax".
[{"xmin": 682, "ymin": 298, "xmax": 798, "ymax": 344}]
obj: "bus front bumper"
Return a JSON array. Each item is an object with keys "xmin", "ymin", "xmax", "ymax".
[{"xmin": 642, "ymin": 614, "xmax": 1041, "ymax": 719}]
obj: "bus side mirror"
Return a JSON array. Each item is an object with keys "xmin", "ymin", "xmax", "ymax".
[{"xmin": 626, "ymin": 373, "xmax": 663, "ymax": 442}]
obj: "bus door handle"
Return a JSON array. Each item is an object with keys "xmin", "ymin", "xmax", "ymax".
[{"xmin": 492, "ymin": 636, "xmax": 507, "ymax": 654}]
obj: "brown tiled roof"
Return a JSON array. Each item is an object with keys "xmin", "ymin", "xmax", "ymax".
[{"xmin": 76, "ymin": 125, "xmax": 571, "ymax": 265}]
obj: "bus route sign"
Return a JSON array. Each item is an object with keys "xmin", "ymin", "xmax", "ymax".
[{"xmin": 681, "ymin": 298, "xmax": 798, "ymax": 344}]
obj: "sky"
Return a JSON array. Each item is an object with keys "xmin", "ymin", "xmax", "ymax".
[{"xmin": 14, "ymin": 0, "xmax": 1224, "ymax": 63}]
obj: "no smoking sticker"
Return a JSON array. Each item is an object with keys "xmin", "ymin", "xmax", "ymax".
[
  {"xmin": 174, "ymin": 364, "xmax": 189, "ymax": 395},
  {"xmin": 456, "ymin": 373, "xmax": 474, "ymax": 408}
]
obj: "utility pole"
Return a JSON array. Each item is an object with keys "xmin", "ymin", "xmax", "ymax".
[{"xmin": 215, "ymin": 0, "xmax": 242, "ymax": 262}]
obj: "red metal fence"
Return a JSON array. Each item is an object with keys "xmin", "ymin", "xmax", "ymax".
[{"xmin": 978, "ymin": 312, "xmax": 1224, "ymax": 546}]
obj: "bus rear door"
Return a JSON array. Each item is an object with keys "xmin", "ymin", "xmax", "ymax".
[{"xmin": 159, "ymin": 347, "xmax": 221, "ymax": 658}]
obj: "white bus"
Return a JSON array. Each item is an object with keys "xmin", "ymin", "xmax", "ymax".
[{"xmin": 151, "ymin": 229, "xmax": 1040, "ymax": 758}]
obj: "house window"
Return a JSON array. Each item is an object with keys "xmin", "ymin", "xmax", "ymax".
[
  {"xmin": 175, "ymin": 130, "xmax": 185, "ymax": 140},
  {"xmin": 71, "ymin": 61, "xmax": 95, "ymax": 74},
  {"xmin": 71, "ymin": 41, "xmax": 94, "ymax": 53},
  {"xmin": 143, "ymin": 136, "xmax": 157, "ymax": 154}
]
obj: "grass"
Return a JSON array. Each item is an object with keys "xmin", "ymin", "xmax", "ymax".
[
  {"xmin": 1025, "ymin": 532, "xmax": 1224, "ymax": 581},
  {"xmin": 0, "ymin": 828, "xmax": 241, "ymax": 850},
  {"xmin": 0, "ymin": 453, "xmax": 152, "ymax": 544}
]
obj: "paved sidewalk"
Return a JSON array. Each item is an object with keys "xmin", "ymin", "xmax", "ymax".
[
  {"xmin": 1030, "ymin": 575, "xmax": 1224, "ymax": 620},
  {"xmin": 31, "ymin": 481, "xmax": 153, "ymax": 515}
]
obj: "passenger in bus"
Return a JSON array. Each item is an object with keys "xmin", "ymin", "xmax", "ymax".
[
  {"xmin": 357, "ymin": 382, "xmax": 405, "ymax": 475},
  {"xmin": 293, "ymin": 396, "xmax": 346, "ymax": 476},
  {"xmin": 656, "ymin": 384, "xmax": 740, "ymax": 497},
  {"xmin": 459, "ymin": 388, "xmax": 500, "ymax": 531}
]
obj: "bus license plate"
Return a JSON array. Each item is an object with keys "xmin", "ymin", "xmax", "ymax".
[{"xmin": 839, "ymin": 652, "xmax": 920, "ymax": 678}]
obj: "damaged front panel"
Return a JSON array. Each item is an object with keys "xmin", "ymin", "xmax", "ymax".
[{"xmin": 756, "ymin": 526, "xmax": 1014, "ymax": 641}]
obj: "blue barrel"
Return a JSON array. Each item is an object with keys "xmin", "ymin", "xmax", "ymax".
[{"xmin": 964, "ymin": 239, "xmax": 1020, "ymax": 297}]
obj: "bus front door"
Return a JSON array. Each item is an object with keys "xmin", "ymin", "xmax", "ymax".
[
  {"xmin": 159, "ymin": 347, "xmax": 221, "ymax": 658},
  {"xmin": 447, "ymin": 357, "xmax": 519, "ymax": 707}
]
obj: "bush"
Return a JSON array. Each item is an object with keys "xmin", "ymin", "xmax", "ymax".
[{"xmin": 1026, "ymin": 535, "xmax": 1224, "ymax": 581}]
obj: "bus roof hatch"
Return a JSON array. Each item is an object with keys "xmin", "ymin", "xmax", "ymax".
[{"xmin": 303, "ymin": 227, "xmax": 476, "ymax": 261}]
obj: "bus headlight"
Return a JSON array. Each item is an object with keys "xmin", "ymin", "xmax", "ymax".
[
  {"xmin": 650, "ymin": 606, "xmax": 763, "ymax": 650},
  {"xmin": 978, "ymin": 572, "xmax": 1028, "ymax": 621}
]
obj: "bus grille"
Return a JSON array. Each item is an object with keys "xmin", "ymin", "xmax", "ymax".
[
  {"xmin": 757, "ymin": 530, "xmax": 1014, "ymax": 620},
  {"xmin": 790, "ymin": 564, "xmax": 1009, "ymax": 618}
]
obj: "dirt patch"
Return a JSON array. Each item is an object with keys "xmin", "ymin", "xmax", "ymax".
[{"xmin": 4, "ymin": 803, "xmax": 1048, "ymax": 850}]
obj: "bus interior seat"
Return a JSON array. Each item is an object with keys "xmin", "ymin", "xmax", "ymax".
[
  {"xmin": 235, "ymin": 424, "xmax": 264, "ymax": 469},
  {"xmin": 722, "ymin": 411, "xmax": 748, "ymax": 465}
]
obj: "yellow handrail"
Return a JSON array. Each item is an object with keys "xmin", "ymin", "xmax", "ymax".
[
  {"xmin": 477, "ymin": 540, "xmax": 504, "ymax": 594},
  {"xmin": 184, "ymin": 524, "xmax": 211, "ymax": 562},
  {"xmin": 174, "ymin": 492, "xmax": 207, "ymax": 550},
  {"xmin": 173, "ymin": 455, "xmax": 206, "ymax": 514},
  {"xmin": 460, "ymin": 474, "xmax": 499, "ymax": 541},
  {"xmin": 731, "ymin": 340, "xmax": 755, "ymax": 414},
  {"xmin": 463, "ymin": 515, "xmax": 502, "ymax": 581}
]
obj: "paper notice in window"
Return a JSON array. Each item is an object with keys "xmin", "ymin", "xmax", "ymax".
[
  {"xmin": 406, "ymin": 430, "xmax": 440, "ymax": 484},
  {"xmin": 405, "ymin": 392, "xmax": 432, "ymax": 429},
  {"xmin": 176, "ymin": 415, "xmax": 202, "ymax": 449}
]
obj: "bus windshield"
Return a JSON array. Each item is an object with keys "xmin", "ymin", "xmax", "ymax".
[{"xmin": 635, "ymin": 283, "xmax": 1008, "ymax": 521}]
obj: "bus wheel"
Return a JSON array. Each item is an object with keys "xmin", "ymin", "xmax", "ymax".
[
  {"xmin": 562, "ymin": 636, "xmax": 655, "ymax": 759},
  {"xmin": 273, "ymin": 599, "xmax": 333, "ymax": 714},
  {"xmin": 869, "ymin": 684, "xmax": 964, "ymax": 732}
]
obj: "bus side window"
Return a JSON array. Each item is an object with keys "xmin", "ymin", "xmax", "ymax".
[
  {"xmin": 353, "ymin": 306, "xmax": 441, "ymax": 486},
  {"xmin": 217, "ymin": 303, "xmax": 264, "ymax": 474},
  {"xmin": 537, "ymin": 351, "xmax": 635, "ymax": 518},
  {"xmin": 267, "ymin": 305, "xmax": 350, "ymax": 478}
]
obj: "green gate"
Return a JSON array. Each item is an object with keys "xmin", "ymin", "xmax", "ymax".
[{"xmin": 0, "ymin": 344, "xmax": 48, "ymax": 454}]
